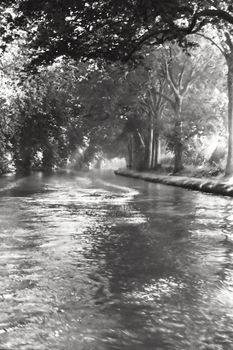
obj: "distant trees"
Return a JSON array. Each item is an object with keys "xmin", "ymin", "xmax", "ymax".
[
  {"xmin": 98, "ymin": 41, "xmax": 226, "ymax": 173},
  {"xmin": 155, "ymin": 41, "xmax": 224, "ymax": 172},
  {"xmin": 205, "ymin": 29, "xmax": 233, "ymax": 176}
]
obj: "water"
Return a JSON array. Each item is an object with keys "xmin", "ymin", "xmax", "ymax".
[{"xmin": 1, "ymin": 171, "xmax": 233, "ymax": 350}]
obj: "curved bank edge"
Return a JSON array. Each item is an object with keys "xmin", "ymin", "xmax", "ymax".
[{"xmin": 114, "ymin": 169, "xmax": 233, "ymax": 198}]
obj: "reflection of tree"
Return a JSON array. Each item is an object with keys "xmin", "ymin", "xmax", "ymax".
[{"xmin": 84, "ymin": 218, "xmax": 170, "ymax": 349}]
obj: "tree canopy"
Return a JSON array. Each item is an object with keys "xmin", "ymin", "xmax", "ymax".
[{"xmin": 8, "ymin": 0, "xmax": 233, "ymax": 66}]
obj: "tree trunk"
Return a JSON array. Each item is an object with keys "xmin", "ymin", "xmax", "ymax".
[
  {"xmin": 134, "ymin": 131, "xmax": 146, "ymax": 170},
  {"xmin": 173, "ymin": 97, "xmax": 183, "ymax": 173},
  {"xmin": 127, "ymin": 136, "xmax": 133, "ymax": 168},
  {"xmin": 153, "ymin": 134, "xmax": 161, "ymax": 169},
  {"xmin": 173, "ymin": 141, "xmax": 183, "ymax": 173},
  {"xmin": 225, "ymin": 57, "xmax": 233, "ymax": 176},
  {"xmin": 15, "ymin": 146, "xmax": 32, "ymax": 174},
  {"xmin": 148, "ymin": 115, "xmax": 154, "ymax": 169},
  {"xmin": 42, "ymin": 146, "xmax": 54, "ymax": 172}
]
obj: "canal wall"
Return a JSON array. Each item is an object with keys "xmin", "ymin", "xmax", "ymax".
[{"xmin": 114, "ymin": 168, "xmax": 233, "ymax": 198}]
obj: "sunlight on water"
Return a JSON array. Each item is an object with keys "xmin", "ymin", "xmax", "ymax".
[
  {"xmin": 1, "ymin": 172, "xmax": 233, "ymax": 349},
  {"xmin": 125, "ymin": 277, "xmax": 185, "ymax": 303}
]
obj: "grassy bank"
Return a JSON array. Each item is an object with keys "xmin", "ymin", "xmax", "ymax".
[{"xmin": 114, "ymin": 168, "xmax": 233, "ymax": 198}]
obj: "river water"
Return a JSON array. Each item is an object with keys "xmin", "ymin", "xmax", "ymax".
[{"xmin": 1, "ymin": 171, "xmax": 233, "ymax": 350}]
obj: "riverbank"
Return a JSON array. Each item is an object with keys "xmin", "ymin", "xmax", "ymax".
[{"xmin": 115, "ymin": 168, "xmax": 233, "ymax": 197}]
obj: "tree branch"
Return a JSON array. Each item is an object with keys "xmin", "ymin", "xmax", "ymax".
[
  {"xmin": 178, "ymin": 59, "xmax": 187, "ymax": 89},
  {"xmin": 196, "ymin": 9, "xmax": 233, "ymax": 25},
  {"xmin": 163, "ymin": 54, "xmax": 179, "ymax": 96},
  {"xmin": 125, "ymin": 28, "xmax": 171, "ymax": 61},
  {"xmin": 153, "ymin": 88, "xmax": 175, "ymax": 108},
  {"xmin": 195, "ymin": 33, "xmax": 226, "ymax": 58},
  {"xmin": 125, "ymin": 8, "xmax": 233, "ymax": 62},
  {"xmin": 225, "ymin": 31, "xmax": 233, "ymax": 51}
]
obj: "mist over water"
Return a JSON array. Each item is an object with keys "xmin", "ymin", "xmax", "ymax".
[{"xmin": 1, "ymin": 171, "xmax": 233, "ymax": 349}]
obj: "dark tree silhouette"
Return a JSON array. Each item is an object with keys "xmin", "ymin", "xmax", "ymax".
[{"xmin": 11, "ymin": 1, "xmax": 233, "ymax": 64}]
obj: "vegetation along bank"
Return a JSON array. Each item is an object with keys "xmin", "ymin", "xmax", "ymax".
[{"xmin": 115, "ymin": 169, "xmax": 233, "ymax": 198}]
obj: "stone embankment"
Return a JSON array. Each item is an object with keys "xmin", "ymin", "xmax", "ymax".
[{"xmin": 115, "ymin": 168, "xmax": 233, "ymax": 197}]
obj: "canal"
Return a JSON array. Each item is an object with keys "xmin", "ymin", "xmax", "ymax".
[{"xmin": 1, "ymin": 171, "xmax": 233, "ymax": 350}]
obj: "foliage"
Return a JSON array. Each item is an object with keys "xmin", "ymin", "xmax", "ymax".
[
  {"xmin": 1, "ymin": 57, "xmax": 94, "ymax": 172},
  {"xmin": 0, "ymin": 22, "xmax": 228, "ymax": 175},
  {"xmin": 7, "ymin": 0, "xmax": 233, "ymax": 67}
]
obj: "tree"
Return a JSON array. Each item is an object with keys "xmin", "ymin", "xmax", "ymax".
[
  {"xmin": 127, "ymin": 41, "xmax": 225, "ymax": 173},
  {"xmin": 122, "ymin": 63, "xmax": 167, "ymax": 170},
  {"xmin": 201, "ymin": 29, "xmax": 233, "ymax": 176},
  {"xmin": 10, "ymin": 1, "xmax": 233, "ymax": 65},
  {"xmin": 0, "ymin": 40, "xmax": 28, "ymax": 173},
  {"xmin": 10, "ymin": 61, "xmax": 93, "ymax": 172},
  {"xmin": 157, "ymin": 43, "xmax": 212, "ymax": 172}
]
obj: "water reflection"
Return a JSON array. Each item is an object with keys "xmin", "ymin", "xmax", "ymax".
[{"xmin": 1, "ymin": 172, "xmax": 233, "ymax": 349}]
